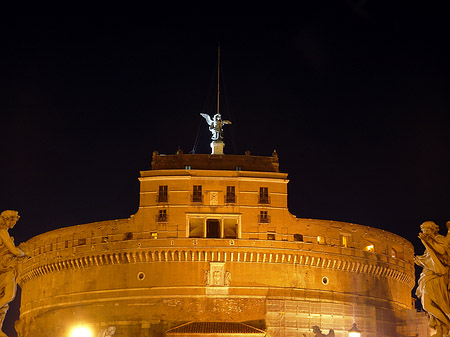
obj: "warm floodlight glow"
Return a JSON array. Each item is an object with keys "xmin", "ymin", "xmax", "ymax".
[
  {"xmin": 391, "ymin": 247, "xmax": 397, "ymax": 258},
  {"xmin": 364, "ymin": 244, "xmax": 374, "ymax": 252},
  {"xmin": 70, "ymin": 326, "xmax": 92, "ymax": 337},
  {"xmin": 348, "ymin": 323, "xmax": 361, "ymax": 337},
  {"xmin": 317, "ymin": 236, "xmax": 325, "ymax": 244}
]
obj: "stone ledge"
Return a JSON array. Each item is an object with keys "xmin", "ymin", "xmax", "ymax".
[{"xmin": 18, "ymin": 248, "xmax": 414, "ymax": 288}]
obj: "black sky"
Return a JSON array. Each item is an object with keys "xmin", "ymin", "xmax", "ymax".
[{"xmin": 1, "ymin": 11, "xmax": 450, "ymax": 335}]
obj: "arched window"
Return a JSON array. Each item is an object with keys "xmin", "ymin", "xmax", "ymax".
[
  {"xmin": 293, "ymin": 234, "xmax": 303, "ymax": 242},
  {"xmin": 391, "ymin": 247, "xmax": 397, "ymax": 258},
  {"xmin": 364, "ymin": 244, "xmax": 374, "ymax": 252}
]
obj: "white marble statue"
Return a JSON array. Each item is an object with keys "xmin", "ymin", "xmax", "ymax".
[
  {"xmin": 200, "ymin": 113, "xmax": 231, "ymax": 141},
  {"xmin": 312, "ymin": 326, "xmax": 334, "ymax": 337},
  {"xmin": 99, "ymin": 326, "xmax": 116, "ymax": 337},
  {"xmin": 0, "ymin": 210, "xmax": 25, "ymax": 337},
  {"xmin": 415, "ymin": 221, "xmax": 450, "ymax": 337}
]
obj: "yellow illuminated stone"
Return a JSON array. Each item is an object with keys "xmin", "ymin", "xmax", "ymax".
[
  {"xmin": 14, "ymin": 152, "xmax": 422, "ymax": 336},
  {"xmin": 70, "ymin": 326, "xmax": 92, "ymax": 337}
]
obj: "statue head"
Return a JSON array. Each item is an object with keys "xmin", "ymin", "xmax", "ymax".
[
  {"xmin": 0, "ymin": 210, "xmax": 20, "ymax": 229},
  {"xmin": 105, "ymin": 326, "xmax": 116, "ymax": 336},
  {"xmin": 421, "ymin": 221, "xmax": 439, "ymax": 235},
  {"xmin": 312, "ymin": 326, "xmax": 321, "ymax": 334}
]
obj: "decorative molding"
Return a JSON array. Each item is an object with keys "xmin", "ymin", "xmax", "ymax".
[{"xmin": 19, "ymin": 248, "xmax": 414, "ymax": 289}]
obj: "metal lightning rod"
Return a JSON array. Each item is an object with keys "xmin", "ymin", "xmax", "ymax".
[{"xmin": 217, "ymin": 43, "xmax": 220, "ymax": 116}]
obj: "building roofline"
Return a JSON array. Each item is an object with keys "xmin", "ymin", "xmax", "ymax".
[{"xmin": 151, "ymin": 150, "xmax": 280, "ymax": 173}]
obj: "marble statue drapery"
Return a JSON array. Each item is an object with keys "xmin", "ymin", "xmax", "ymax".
[{"xmin": 415, "ymin": 221, "xmax": 450, "ymax": 337}]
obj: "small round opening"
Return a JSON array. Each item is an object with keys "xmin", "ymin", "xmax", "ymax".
[
  {"xmin": 321, "ymin": 276, "xmax": 329, "ymax": 285},
  {"xmin": 137, "ymin": 272, "xmax": 145, "ymax": 281}
]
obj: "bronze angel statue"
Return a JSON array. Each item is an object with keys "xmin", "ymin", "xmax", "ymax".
[{"xmin": 200, "ymin": 113, "xmax": 231, "ymax": 141}]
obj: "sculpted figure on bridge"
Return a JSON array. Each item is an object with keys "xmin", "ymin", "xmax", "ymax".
[
  {"xmin": 415, "ymin": 221, "xmax": 450, "ymax": 337},
  {"xmin": 312, "ymin": 326, "xmax": 334, "ymax": 337},
  {"xmin": 0, "ymin": 210, "xmax": 25, "ymax": 337}
]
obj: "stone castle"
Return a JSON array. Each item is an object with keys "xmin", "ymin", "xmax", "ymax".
[{"xmin": 13, "ymin": 146, "xmax": 427, "ymax": 337}]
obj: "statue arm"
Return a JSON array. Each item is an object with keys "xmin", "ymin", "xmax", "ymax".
[
  {"xmin": 426, "ymin": 238, "xmax": 446, "ymax": 255},
  {"xmin": 421, "ymin": 238, "xmax": 448, "ymax": 273},
  {"xmin": 414, "ymin": 254, "xmax": 426, "ymax": 267},
  {"xmin": 419, "ymin": 232, "xmax": 446, "ymax": 255},
  {"xmin": 0, "ymin": 229, "xmax": 24, "ymax": 257}
]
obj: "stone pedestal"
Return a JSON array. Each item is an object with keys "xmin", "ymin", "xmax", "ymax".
[{"xmin": 211, "ymin": 141, "xmax": 224, "ymax": 155}]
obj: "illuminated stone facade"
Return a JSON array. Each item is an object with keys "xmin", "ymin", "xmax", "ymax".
[{"xmin": 16, "ymin": 151, "xmax": 419, "ymax": 337}]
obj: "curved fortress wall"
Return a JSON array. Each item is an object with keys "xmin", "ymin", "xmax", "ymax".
[{"xmin": 16, "ymin": 153, "xmax": 414, "ymax": 337}]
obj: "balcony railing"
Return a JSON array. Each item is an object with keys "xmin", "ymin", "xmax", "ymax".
[
  {"xmin": 258, "ymin": 215, "xmax": 271, "ymax": 223},
  {"xmin": 258, "ymin": 196, "xmax": 270, "ymax": 204},
  {"xmin": 191, "ymin": 194, "xmax": 203, "ymax": 204},
  {"xmin": 156, "ymin": 214, "xmax": 168, "ymax": 222},
  {"xmin": 225, "ymin": 194, "xmax": 236, "ymax": 203},
  {"xmin": 157, "ymin": 194, "xmax": 168, "ymax": 203}
]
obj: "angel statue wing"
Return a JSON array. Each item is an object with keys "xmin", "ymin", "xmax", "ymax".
[{"xmin": 200, "ymin": 113, "xmax": 213, "ymax": 126}]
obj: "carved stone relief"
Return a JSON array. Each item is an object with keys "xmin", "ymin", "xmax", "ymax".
[{"xmin": 205, "ymin": 262, "xmax": 230, "ymax": 287}]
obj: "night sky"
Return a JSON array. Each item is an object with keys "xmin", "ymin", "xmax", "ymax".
[{"xmin": 1, "ymin": 11, "xmax": 450, "ymax": 336}]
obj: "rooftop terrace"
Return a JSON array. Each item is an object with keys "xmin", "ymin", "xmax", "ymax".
[{"xmin": 151, "ymin": 150, "xmax": 280, "ymax": 172}]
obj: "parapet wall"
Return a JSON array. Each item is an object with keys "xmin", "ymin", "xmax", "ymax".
[
  {"xmin": 18, "ymin": 217, "xmax": 414, "ymax": 284},
  {"xmin": 295, "ymin": 218, "xmax": 414, "ymax": 263},
  {"xmin": 18, "ymin": 217, "xmax": 414, "ymax": 285},
  {"xmin": 151, "ymin": 151, "xmax": 280, "ymax": 172}
]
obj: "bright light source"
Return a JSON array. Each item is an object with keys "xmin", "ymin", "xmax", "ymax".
[
  {"xmin": 70, "ymin": 326, "xmax": 92, "ymax": 337},
  {"xmin": 348, "ymin": 323, "xmax": 361, "ymax": 337},
  {"xmin": 364, "ymin": 244, "xmax": 374, "ymax": 252}
]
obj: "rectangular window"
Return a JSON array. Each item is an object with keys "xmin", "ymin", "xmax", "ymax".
[
  {"xmin": 192, "ymin": 185, "xmax": 202, "ymax": 202},
  {"xmin": 189, "ymin": 218, "xmax": 204, "ymax": 238},
  {"xmin": 158, "ymin": 185, "xmax": 168, "ymax": 202},
  {"xmin": 267, "ymin": 232, "xmax": 276, "ymax": 240},
  {"xmin": 259, "ymin": 187, "xmax": 269, "ymax": 204},
  {"xmin": 188, "ymin": 217, "xmax": 239, "ymax": 239},
  {"xmin": 341, "ymin": 235, "xmax": 348, "ymax": 248},
  {"xmin": 223, "ymin": 219, "xmax": 238, "ymax": 239},
  {"xmin": 157, "ymin": 209, "xmax": 168, "ymax": 222},
  {"xmin": 206, "ymin": 219, "xmax": 220, "ymax": 238},
  {"xmin": 151, "ymin": 232, "xmax": 158, "ymax": 239},
  {"xmin": 317, "ymin": 236, "xmax": 327, "ymax": 244},
  {"xmin": 226, "ymin": 186, "xmax": 236, "ymax": 203},
  {"xmin": 259, "ymin": 211, "xmax": 270, "ymax": 223}
]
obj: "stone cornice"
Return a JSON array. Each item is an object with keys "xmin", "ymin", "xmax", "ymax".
[{"xmin": 18, "ymin": 247, "xmax": 415, "ymax": 289}]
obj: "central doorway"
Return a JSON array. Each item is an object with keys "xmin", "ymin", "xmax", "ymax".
[{"xmin": 206, "ymin": 219, "xmax": 220, "ymax": 238}]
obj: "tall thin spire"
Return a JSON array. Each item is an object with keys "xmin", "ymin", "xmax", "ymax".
[
  {"xmin": 217, "ymin": 43, "xmax": 220, "ymax": 116},
  {"xmin": 199, "ymin": 44, "xmax": 231, "ymax": 155}
]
